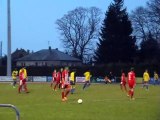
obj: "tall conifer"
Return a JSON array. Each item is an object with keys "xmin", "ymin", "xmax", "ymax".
[{"xmin": 95, "ymin": 0, "xmax": 136, "ymax": 63}]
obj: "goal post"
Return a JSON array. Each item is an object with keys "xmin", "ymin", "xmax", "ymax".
[{"xmin": 0, "ymin": 104, "xmax": 20, "ymax": 120}]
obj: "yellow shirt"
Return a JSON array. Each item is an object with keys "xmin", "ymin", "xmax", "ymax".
[
  {"xmin": 143, "ymin": 72, "xmax": 150, "ymax": 82},
  {"xmin": 84, "ymin": 71, "xmax": 91, "ymax": 81},
  {"xmin": 12, "ymin": 70, "xmax": 18, "ymax": 80},
  {"xmin": 19, "ymin": 68, "xmax": 27, "ymax": 79},
  {"xmin": 70, "ymin": 72, "xmax": 75, "ymax": 82},
  {"xmin": 154, "ymin": 73, "xmax": 159, "ymax": 80}
]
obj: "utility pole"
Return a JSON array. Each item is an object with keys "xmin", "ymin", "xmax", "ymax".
[{"xmin": 7, "ymin": 0, "xmax": 12, "ymax": 76}]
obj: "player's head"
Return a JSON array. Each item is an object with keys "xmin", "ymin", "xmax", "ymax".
[
  {"xmin": 121, "ymin": 69, "xmax": 124, "ymax": 73},
  {"xmin": 65, "ymin": 66, "xmax": 69, "ymax": 70},
  {"xmin": 145, "ymin": 69, "xmax": 148, "ymax": 72},
  {"xmin": 60, "ymin": 67, "xmax": 63, "ymax": 71},
  {"xmin": 22, "ymin": 64, "xmax": 26, "ymax": 68},
  {"xmin": 130, "ymin": 67, "xmax": 134, "ymax": 71},
  {"xmin": 21, "ymin": 68, "xmax": 24, "ymax": 72},
  {"xmin": 23, "ymin": 66, "xmax": 26, "ymax": 69},
  {"xmin": 65, "ymin": 67, "xmax": 69, "ymax": 72}
]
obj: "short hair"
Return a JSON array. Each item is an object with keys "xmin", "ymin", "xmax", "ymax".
[
  {"xmin": 130, "ymin": 67, "xmax": 134, "ymax": 71},
  {"xmin": 65, "ymin": 67, "xmax": 69, "ymax": 70},
  {"xmin": 121, "ymin": 69, "xmax": 124, "ymax": 73}
]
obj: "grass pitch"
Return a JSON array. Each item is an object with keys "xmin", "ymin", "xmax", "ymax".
[{"xmin": 0, "ymin": 82, "xmax": 160, "ymax": 120}]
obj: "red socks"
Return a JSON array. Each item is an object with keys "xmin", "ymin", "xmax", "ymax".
[
  {"xmin": 18, "ymin": 86, "xmax": 22, "ymax": 93},
  {"xmin": 62, "ymin": 92, "xmax": 65, "ymax": 99},
  {"xmin": 128, "ymin": 90, "xmax": 131, "ymax": 96},
  {"xmin": 65, "ymin": 91, "xmax": 70, "ymax": 97},
  {"xmin": 128, "ymin": 90, "xmax": 134, "ymax": 98},
  {"xmin": 131, "ymin": 91, "xmax": 134, "ymax": 98}
]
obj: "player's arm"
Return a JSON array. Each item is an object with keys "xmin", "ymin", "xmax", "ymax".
[
  {"xmin": 107, "ymin": 75, "xmax": 111, "ymax": 83},
  {"xmin": 133, "ymin": 75, "xmax": 136, "ymax": 88}
]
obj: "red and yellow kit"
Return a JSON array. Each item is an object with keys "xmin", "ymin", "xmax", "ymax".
[{"xmin": 19, "ymin": 69, "xmax": 27, "ymax": 84}]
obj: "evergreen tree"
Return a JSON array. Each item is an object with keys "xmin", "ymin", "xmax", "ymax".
[
  {"xmin": 94, "ymin": 0, "xmax": 136, "ymax": 64},
  {"xmin": 140, "ymin": 32, "xmax": 159, "ymax": 63}
]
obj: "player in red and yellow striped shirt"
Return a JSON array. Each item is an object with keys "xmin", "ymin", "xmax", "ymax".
[{"xmin": 18, "ymin": 67, "xmax": 29, "ymax": 93}]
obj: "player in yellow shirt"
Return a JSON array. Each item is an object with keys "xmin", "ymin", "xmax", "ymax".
[
  {"xmin": 12, "ymin": 68, "xmax": 18, "ymax": 88},
  {"xmin": 18, "ymin": 67, "xmax": 29, "ymax": 93},
  {"xmin": 142, "ymin": 69, "xmax": 150, "ymax": 90},
  {"xmin": 83, "ymin": 70, "xmax": 91, "ymax": 90},
  {"xmin": 70, "ymin": 69, "xmax": 76, "ymax": 94},
  {"xmin": 154, "ymin": 71, "xmax": 159, "ymax": 85},
  {"xmin": 19, "ymin": 67, "xmax": 27, "ymax": 79}
]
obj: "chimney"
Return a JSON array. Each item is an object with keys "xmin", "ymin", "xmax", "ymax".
[{"xmin": 49, "ymin": 46, "xmax": 51, "ymax": 51}]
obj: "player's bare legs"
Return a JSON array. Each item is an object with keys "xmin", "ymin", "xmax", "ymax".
[
  {"xmin": 64, "ymin": 87, "xmax": 71, "ymax": 100},
  {"xmin": 61, "ymin": 84, "xmax": 71, "ymax": 102},
  {"xmin": 128, "ymin": 88, "xmax": 135, "ymax": 100}
]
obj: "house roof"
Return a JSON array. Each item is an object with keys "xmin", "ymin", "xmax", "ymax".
[{"xmin": 16, "ymin": 48, "xmax": 81, "ymax": 62}]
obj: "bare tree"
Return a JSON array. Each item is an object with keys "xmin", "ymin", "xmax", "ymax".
[
  {"xmin": 130, "ymin": 7, "xmax": 148, "ymax": 42},
  {"xmin": 130, "ymin": 0, "xmax": 160, "ymax": 43},
  {"xmin": 147, "ymin": 0, "xmax": 160, "ymax": 24},
  {"xmin": 56, "ymin": 7, "xmax": 102, "ymax": 61},
  {"xmin": 147, "ymin": 0, "xmax": 160, "ymax": 41}
]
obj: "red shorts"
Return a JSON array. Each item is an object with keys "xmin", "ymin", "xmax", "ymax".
[
  {"xmin": 20, "ymin": 79, "xmax": 26, "ymax": 85},
  {"xmin": 128, "ymin": 83, "xmax": 134, "ymax": 89},
  {"xmin": 52, "ymin": 77, "xmax": 56, "ymax": 82},
  {"xmin": 120, "ymin": 81, "xmax": 126, "ymax": 86},
  {"xmin": 61, "ymin": 84, "xmax": 71, "ymax": 89},
  {"xmin": 56, "ymin": 80, "xmax": 60, "ymax": 84}
]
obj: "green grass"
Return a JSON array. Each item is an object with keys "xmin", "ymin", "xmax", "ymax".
[{"xmin": 0, "ymin": 82, "xmax": 160, "ymax": 120}]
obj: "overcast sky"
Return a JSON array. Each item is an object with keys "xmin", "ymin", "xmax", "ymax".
[{"xmin": 0, "ymin": 0, "xmax": 147, "ymax": 55}]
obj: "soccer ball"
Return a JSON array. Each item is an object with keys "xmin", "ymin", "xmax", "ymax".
[{"xmin": 77, "ymin": 99, "xmax": 83, "ymax": 104}]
